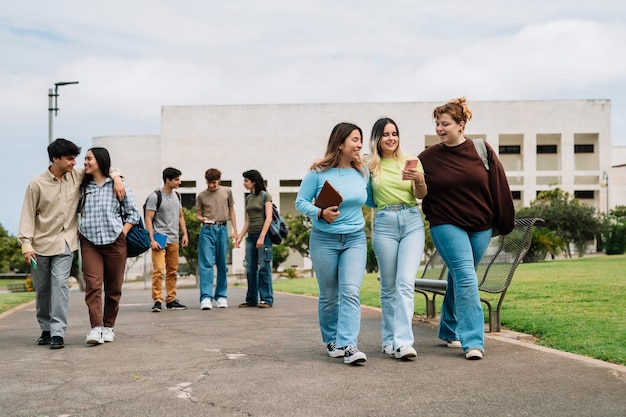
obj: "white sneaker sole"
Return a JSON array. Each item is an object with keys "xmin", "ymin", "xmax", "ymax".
[
  {"xmin": 395, "ymin": 347, "xmax": 417, "ymax": 359},
  {"xmin": 447, "ymin": 340, "xmax": 462, "ymax": 348},
  {"xmin": 465, "ymin": 349, "xmax": 484, "ymax": 360},
  {"xmin": 344, "ymin": 353, "xmax": 367, "ymax": 364},
  {"xmin": 327, "ymin": 349, "xmax": 345, "ymax": 358}
]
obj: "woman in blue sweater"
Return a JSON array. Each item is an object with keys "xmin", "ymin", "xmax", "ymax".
[{"xmin": 295, "ymin": 122, "xmax": 369, "ymax": 365}]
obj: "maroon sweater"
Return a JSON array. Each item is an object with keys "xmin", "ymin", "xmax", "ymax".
[{"xmin": 419, "ymin": 139, "xmax": 498, "ymax": 232}]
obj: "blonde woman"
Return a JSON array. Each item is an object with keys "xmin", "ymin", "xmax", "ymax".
[{"xmin": 365, "ymin": 117, "xmax": 427, "ymax": 360}]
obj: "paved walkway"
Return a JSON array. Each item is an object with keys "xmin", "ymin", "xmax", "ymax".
[{"xmin": 1, "ymin": 280, "xmax": 625, "ymax": 417}]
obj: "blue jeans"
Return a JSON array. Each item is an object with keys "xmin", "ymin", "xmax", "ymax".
[
  {"xmin": 33, "ymin": 243, "xmax": 73, "ymax": 337},
  {"xmin": 245, "ymin": 233, "xmax": 273, "ymax": 305},
  {"xmin": 372, "ymin": 205, "xmax": 425, "ymax": 349},
  {"xmin": 309, "ymin": 228, "xmax": 366, "ymax": 348},
  {"xmin": 198, "ymin": 224, "xmax": 229, "ymax": 302},
  {"xmin": 430, "ymin": 224, "xmax": 492, "ymax": 352}
]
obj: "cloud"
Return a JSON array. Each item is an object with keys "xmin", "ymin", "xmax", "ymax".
[{"xmin": 2, "ymin": 1, "xmax": 626, "ymax": 236}]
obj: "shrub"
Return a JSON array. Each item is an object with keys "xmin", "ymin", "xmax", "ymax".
[{"xmin": 604, "ymin": 224, "xmax": 626, "ymax": 255}]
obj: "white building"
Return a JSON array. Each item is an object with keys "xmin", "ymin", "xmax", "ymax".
[{"xmin": 95, "ymin": 99, "xmax": 621, "ymax": 273}]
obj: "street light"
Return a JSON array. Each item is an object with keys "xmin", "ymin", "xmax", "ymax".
[
  {"xmin": 48, "ymin": 81, "xmax": 79, "ymax": 143},
  {"xmin": 601, "ymin": 171, "xmax": 609, "ymax": 213}
]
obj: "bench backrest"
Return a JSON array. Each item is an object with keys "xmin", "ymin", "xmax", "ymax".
[{"xmin": 420, "ymin": 218, "xmax": 542, "ymax": 294}]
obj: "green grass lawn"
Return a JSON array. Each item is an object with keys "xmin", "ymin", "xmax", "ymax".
[
  {"xmin": 0, "ymin": 278, "xmax": 35, "ymax": 314},
  {"xmin": 273, "ymin": 254, "xmax": 626, "ymax": 366}
]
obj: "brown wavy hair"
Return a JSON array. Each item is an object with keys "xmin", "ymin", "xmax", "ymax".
[{"xmin": 310, "ymin": 122, "xmax": 365, "ymax": 175}]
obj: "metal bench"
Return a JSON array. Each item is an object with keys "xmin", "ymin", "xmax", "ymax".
[
  {"xmin": 7, "ymin": 283, "xmax": 28, "ymax": 292},
  {"xmin": 414, "ymin": 218, "xmax": 543, "ymax": 332}
]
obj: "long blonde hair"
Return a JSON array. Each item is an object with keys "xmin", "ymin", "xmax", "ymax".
[
  {"xmin": 365, "ymin": 117, "xmax": 405, "ymax": 181},
  {"xmin": 310, "ymin": 122, "xmax": 366, "ymax": 175}
]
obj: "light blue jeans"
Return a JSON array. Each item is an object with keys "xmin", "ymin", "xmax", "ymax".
[
  {"xmin": 244, "ymin": 233, "xmax": 273, "ymax": 305},
  {"xmin": 430, "ymin": 224, "xmax": 492, "ymax": 352},
  {"xmin": 33, "ymin": 243, "xmax": 73, "ymax": 338},
  {"xmin": 198, "ymin": 224, "xmax": 229, "ymax": 302},
  {"xmin": 372, "ymin": 205, "xmax": 425, "ymax": 350},
  {"xmin": 309, "ymin": 228, "xmax": 366, "ymax": 348}
]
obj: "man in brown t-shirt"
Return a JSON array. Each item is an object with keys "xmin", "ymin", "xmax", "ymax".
[{"xmin": 195, "ymin": 168, "xmax": 238, "ymax": 310}]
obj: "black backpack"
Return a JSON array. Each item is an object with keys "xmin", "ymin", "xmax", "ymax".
[{"xmin": 143, "ymin": 189, "xmax": 181, "ymax": 217}]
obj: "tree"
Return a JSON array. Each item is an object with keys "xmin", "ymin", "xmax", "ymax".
[
  {"xmin": 179, "ymin": 207, "xmax": 201, "ymax": 278},
  {"xmin": 281, "ymin": 213, "xmax": 311, "ymax": 260},
  {"xmin": 0, "ymin": 224, "xmax": 28, "ymax": 273},
  {"xmin": 521, "ymin": 188, "xmax": 601, "ymax": 258},
  {"xmin": 603, "ymin": 205, "xmax": 626, "ymax": 255},
  {"xmin": 272, "ymin": 245, "xmax": 289, "ymax": 271}
]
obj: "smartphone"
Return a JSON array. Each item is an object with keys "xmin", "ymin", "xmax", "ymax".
[
  {"xmin": 402, "ymin": 158, "xmax": 418, "ymax": 180},
  {"xmin": 30, "ymin": 256, "xmax": 38, "ymax": 270}
]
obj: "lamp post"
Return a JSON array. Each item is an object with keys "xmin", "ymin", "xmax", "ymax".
[
  {"xmin": 601, "ymin": 171, "xmax": 609, "ymax": 213},
  {"xmin": 48, "ymin": 81, "xmax": 79, "ymax": 144}
]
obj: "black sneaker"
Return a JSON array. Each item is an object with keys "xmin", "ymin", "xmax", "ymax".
[
  {"xmin": 343, "ymin": 345, "xmax": 367, "ymax": 365},
  {"xmin": 166, "ymin": 299, "xmax": 187, "ymax": 310},
  {"xmin": 151, "ymin": 302, "xmax": 162, "ymax": 312},
  {"xmin": 50, "ymin": 336, "xmax": 64, "ymax": 349},
  {"xmin": 37, "ymin": 331, "xmax": 51, "ymax": 345}
]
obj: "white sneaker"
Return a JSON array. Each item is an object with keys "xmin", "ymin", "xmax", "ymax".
[
  {"xmin": 465, "ymin": 349, "xmax": 483, "ymax": 360},
  {"xmin": 216, "ymin": 297, "xmax": 228, "ymax": 308},
  {"xmin": 344, "ymin": 346, "xmax": 367, "ymax": 364},
  {"xmin": 200, "ymin": 299, "xmax": 213, "ymax": 310},
  {"xmin": 382, "ymin": 344, "xmax": 394, "ymax": 355},
  {"xmin": 86, "ymin": 327, "xmax": 104, "ymax": 344},
  {"xmin": 395, "ymin": 346, "xmax": 417, "ymax": 359},
  {"xmin": 326, "ymin": 342, "xmax": 345, "ymax": 358},
  {"xmin": 447, "ymin": 340, "xmax": 462, "ymax": 348},
  {"xmin": 102, "ymin": 327, "xmax": 115, "ymax": 342}
]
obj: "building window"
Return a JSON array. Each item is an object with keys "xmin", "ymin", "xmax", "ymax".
[
  {"xmin": 180, "ymin": 180, "xmax": 196, "ymax": 188},
  {"xmin": 537, "ymin": 145, "xmax": 557, "ymax": 154},
  {"xmin": 221, "ymin": 180, "xmax": 232, "ymax": 187},
  {"xmin": 499, "ymin": 145, "xmax": 521, "ymax": 154},
  {"xmin": 511, "ymin": 191, "xmax": 521, "ymax": 200},
  {"xmin": 574, "ymin": 144, "xmax": 594, "ymax": 153},
  {"xmin": 180, "ymin": 193, "xmax": 196, "ymax": 210},
  {"xmin": 280, "ymin": 179, "xmax": 302, "ymax": 187},
  {"xmin": 574, "ymin": 190, "xmax": 595, "ymax": 199}
]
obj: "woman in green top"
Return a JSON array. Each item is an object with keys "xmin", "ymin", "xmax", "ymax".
[
  {"xmin": 235, "ymin": 169, "xmax": 274, "ymax": 308},
  {"xmin": 365, "ymin": 117, "xmax": 427, "ymax": 360}
]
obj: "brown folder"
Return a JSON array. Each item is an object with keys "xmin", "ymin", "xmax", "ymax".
[{"xmin": 314, "ymin": 180, "xmax": 344, "ymax": 209}]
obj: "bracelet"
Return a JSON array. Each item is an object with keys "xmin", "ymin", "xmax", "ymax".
[{"xmin": 318, "ymin": 207, "xmax": 330, "ymax": 224}]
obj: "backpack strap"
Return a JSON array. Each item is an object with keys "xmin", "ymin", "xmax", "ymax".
[
  {"xmin": 472, "ymin": 138, "xmax": 490, "ymax": 171},
  {"xmin": 154, "ymin": 189, "xmax": 163, "ymax": 212}
]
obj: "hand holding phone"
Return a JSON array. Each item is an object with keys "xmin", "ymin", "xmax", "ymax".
[
  {"xmin": 30, "ymin": 256, "xmax": 38, "ymax": 270},
  {"xmin": 402, "ymin": 158, "xmax": 418, "ymax": 180}
]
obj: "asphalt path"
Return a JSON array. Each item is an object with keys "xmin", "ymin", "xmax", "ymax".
[{"xmin": 1, "ymin": 283, "xmax": 625, "ymax": 417}]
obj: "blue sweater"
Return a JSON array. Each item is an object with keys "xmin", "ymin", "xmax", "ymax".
[{"xmin": 296, "ymin": 167, "xmax": 368, "ymax": 234}]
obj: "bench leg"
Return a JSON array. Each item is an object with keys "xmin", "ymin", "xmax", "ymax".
[
  {"xmin": 488, "ymin": 309, "xmax": 500, "ymax": 333},
  {"xmin": 426, "ymin": 299, "xmax": 436, "ymax": 318}
]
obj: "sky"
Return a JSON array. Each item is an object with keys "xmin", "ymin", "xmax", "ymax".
[{"xmin": 2, "ymin": 0, "xmax": 626, "ymax": 236}]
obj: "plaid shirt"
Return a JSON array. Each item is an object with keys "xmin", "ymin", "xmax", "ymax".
[{"xmin": 79, "ymin": 178, "xmax": 140, "ymax": 245}]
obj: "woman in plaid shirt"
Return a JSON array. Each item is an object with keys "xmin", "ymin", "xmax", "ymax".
[{"xmin": 78, "ymin": 147, "xmax": 141, "ymax": 345}]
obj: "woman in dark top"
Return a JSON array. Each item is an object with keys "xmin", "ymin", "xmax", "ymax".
[{"xmin": 418, "ymin": 97, "xmax": 514, "ymax": 360}]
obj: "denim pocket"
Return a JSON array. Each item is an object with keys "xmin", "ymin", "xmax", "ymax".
[{"xmin": 263, "ymin": 247, "xmax": 272, "ymax": 263}]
